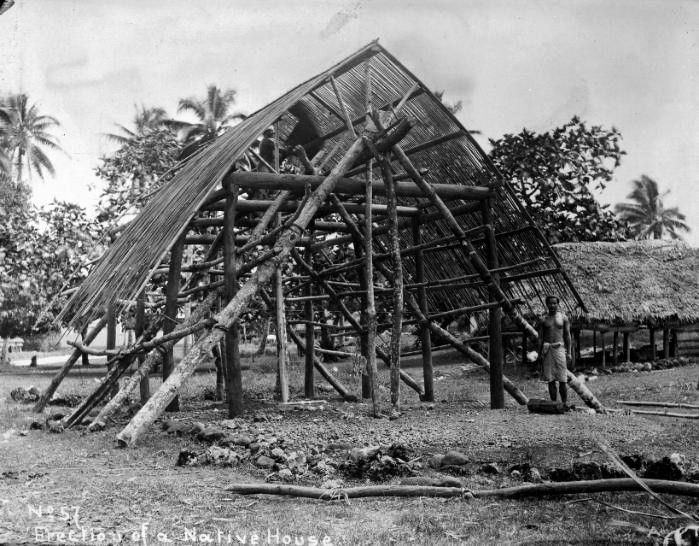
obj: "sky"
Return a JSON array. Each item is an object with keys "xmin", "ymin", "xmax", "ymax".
[{"xmin": 1, "ymin": 0, "xmax": 697, "ymax": 244}]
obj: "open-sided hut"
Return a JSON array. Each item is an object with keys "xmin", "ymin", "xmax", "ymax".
[
  {"xmin": 38, "ymin": 41, "xmax": 606, "ymax": 445},
  {"xmin": 553, "ymin": 240, "xmax": 699, "ymax": 363}
]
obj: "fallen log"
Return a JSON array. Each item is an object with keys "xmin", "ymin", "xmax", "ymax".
[
  {"xmin": 617, "ymin": 400, "xmax": 699, "ymax": 411},
  {"xmin": 609, "ymin": 408, "xmax": 699, "ymax": 420},
  {"xmin": 226, "ymin": 478, "xmax": 699, "ymax": 501}
]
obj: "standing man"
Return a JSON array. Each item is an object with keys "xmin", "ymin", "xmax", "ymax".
[{"xmin": 538, "ymin": 295, "xmax": 572, "ymax": 405}]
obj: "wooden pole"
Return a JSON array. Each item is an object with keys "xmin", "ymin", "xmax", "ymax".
[
  {"xmin": 116, "ymin": 121, "xmax": 413, "ymax": 446},
  {"xmin": 575, "ymin": 329, "xmax": 582, "ymax": 364},
  {"xmin": 364, "ymin": 159, "xmax": 380, "ymax": 415},
  {"xmin": 612, "ymin": 330, "xmax": 619, "ymax": 366},
  {"xmin": 290, "ymin": 248, "xmax": 424, "ymax": 397},
  {"xmin": 163, "ymin": 233, "xmax": 185, "ymax": 411},
  {"xmin": 482, "ymin": 199, "xmax": 504, "ymax": 409},
  {"xmin": 380, "ymin": 156, "xmax": 403, "ymax": 410},
  {"xmin": 386, "ymin": 140, "xmax": 538, "ymax": 341},
  {"xmin": 304, "ymin": 243, "xmax": 315, "ymax": 398},
  {"xmin": 225, "ymin": 479, "xmax": 699, "ymax": 501},
  {"xmin": 600, "ymin": 331, "xmax": 606, "ymax": 369},
  {"xmin": 412, "ymin": 219, "xmax": 433, "ymax": 402},
  {"xmin": 650, "ymin": 328, "xmax": 657, "ymax": 360},
  {"xmin": 106, "ymin": 303, "xmax": 118, "ymax": 399},
  {"xmin": 226, "ymin": 172, "xmax": 491, "ymax": 200},
  {"xmin": 34, "ymin": 314, "xmax": 108, "ymax": 412},
  {"xmin": 353, "ymin": 238, "xmax": 371, "ymax": 399},
  {"xmin": 663, "ymin": 327, "xmax": 670, "ymax": 359},
  {"xmin": 224, "ymin": 180, "xmax": 243, "ymax": 416},
  {"xmin": 136, "ymin": 292, "xmax": 149, "ymax": 403},
  {"xmin": 593, "ymin": 329, "xmax": 597, "ymax": 361},
  {"xmin": 89, "ymin": 292, "xmax": 219, "ymax": 431},
  {"xmin": 623, "ymin": 331, "xmax": 630, "ymax": 362},
  {"xmin": 362, "ymin": 56, "xmax": 380, "ymax": 416}
]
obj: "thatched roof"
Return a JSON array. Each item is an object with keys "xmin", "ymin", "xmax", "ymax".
[
  {"xmin": 553, "ymin": 240, "xmax": 699, "ymax": 326},
  {"xmin": 59, "ymin": 41, "xmax": 585, "ymax": 331}
]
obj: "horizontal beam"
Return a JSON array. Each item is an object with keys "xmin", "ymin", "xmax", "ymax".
[
  {"xmin": 226, "ymin": 172, "xmax": 491, "ymax": 201},
  {"xmin": 204, "ymin": 198, "xmax": 421, "ymax": 217}
]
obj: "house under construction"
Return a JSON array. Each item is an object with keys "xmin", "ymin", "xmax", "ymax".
[{"xmin": 35, "ymin": 41, "xmax": 606, "ymax": 446}]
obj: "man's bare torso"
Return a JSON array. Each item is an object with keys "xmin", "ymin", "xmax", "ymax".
[{"xmin": 541, "ymin": 312, "xmax": 566, "ymax": 344}]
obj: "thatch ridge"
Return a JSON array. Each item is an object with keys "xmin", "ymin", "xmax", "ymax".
[{"xmin": 553, "ymin": 240, "xmax": 699, "ymax": 326}]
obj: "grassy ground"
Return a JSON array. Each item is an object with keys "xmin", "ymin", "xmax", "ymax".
[{"xmin": 1, "ymin": 349, "xmax": 698, "ymax": 545}]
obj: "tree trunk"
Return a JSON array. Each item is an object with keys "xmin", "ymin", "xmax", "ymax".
[{"xmin": 256, "ymin": 318, "xmax": 271, "ymax": 355}]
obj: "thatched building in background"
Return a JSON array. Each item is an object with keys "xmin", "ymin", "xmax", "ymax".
[{"xmin": 553, "ymin": 240, "xmax": 699, "ymax": 363}]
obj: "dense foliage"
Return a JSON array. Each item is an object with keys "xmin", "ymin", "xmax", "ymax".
[
  {"xmin": 488, "ymin": 116, "xmax": 630, "ymax": 243},
  {"xmin": 0, "ymin": 184, "xmax": 101, "ymax": 338}
]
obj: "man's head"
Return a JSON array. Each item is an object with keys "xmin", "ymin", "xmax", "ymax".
[
  {"xmin": 545, "ymin": 295, "xmax": 559, "ymax": 314},
  {"xmin": 263, "ymin": 126, "xmax": 275, "ymax": 138}
]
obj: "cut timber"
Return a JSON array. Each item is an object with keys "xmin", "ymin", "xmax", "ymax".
[
  {"xmin": 226, "ymin": 172, "xmax": 491, "ymax": 200},
  {"xmin": 226, "ymin": 478, "xmax": 699, "ymax": 501},
  {"xmin": 116, "ymin": 121, "xmax": 412, "ymax": 446},
  {"xmin": 89, "ymin": 291, "xmax": 219, "ymax": 431},
  {"xmin": 34, "ymin": 314, "xmax": 108, "ymax": 412}
]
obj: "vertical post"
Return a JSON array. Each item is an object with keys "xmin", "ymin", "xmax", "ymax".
[
  {"xmin": 481, "ymin": 198, "xmax": 504, "ymax": 409},
  {"xmin": 224, "ymin": 180, "xmax": 243, "ymax": 416},
  {"xmin": 136, "ymin": 292, "xmax": 149, "ymax": 403},
  {"xmin": 412, "ymin": 219, "xmax": 433, "ymax": 402},
  {"xmin": 274, "ymin": 262, "xmax": 289, "ymax": 402},
  {"xmin": 623, "ymin": 331, "xmax": 630, "ymax": 362},
  {"xmin": 650, "ymin": 327, "xmax": 657, "ymax": 360},
  {"xmin": 381, "ymin": 157, "xmax": 403, "ymax": 410},
  {"xmin": 304, "ymin": 243, "xmax": 315, "ymax": 398},
  {"xmin": 106, "ymin": 303, "xmax": 118, "ymax": 399},
  {"xmin": 364, "ymin": 57, "xmax": 379, "ymax": 417},
  {"xmin": 352, "ymin": 238, "xmax": 371, "ymax": 399},
  {"xmin": 81, "ymin": 327, "xmax": 90, "ymax": 367},
  {"xmin": 663, "ymin": 327, "xmax": 670, "ymax": 359},
  {"xmin": 521, "ymin": 329, "xmax": 528, "ymax": 368},
  {"xmin": 574, "ymin": 329, "xmax": 582, "ymax": 369},
  {"xmin": 600, "ymin": 331, "xmax": 606, "ymax": 369},
  {"xmin": 570, "ymin": 329, "xmax": 576, "ymax": 371},
  {"xmin": 670, "ymin": 329, "xmax": 677, "ymax": 357},
  {"xmin": 163, "ymin": 233, "xmax": 185, "ymax": 412},
  {"xmin": 593, "ymin": 329, "xmax": 597, "ymax": 361},
  {"xmin": 612, "ymin": 330, "xmax": 619, "ymax": 366}
]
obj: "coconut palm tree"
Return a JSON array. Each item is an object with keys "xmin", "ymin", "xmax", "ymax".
[
  {"xmin": 167, "ymin": 85, "xmax": 245, "ymax": 158},
  {"xmin": 1, "ymin": 93, "xmax": 64, "ymax": 183},
  {"xmin": 104, "ymin": 104, "xmax": 169, "ymax": 145},
  {"xmin": 0, "ymin": 104, "xmax": 11, "ymax": 179},
  {"xmin": 615, "ymin": 175, "xmax": 690, "ymax": 240}
]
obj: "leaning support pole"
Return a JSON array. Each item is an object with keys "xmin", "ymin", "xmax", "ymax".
[
  {"xmin": 412, "ymin": 219, "xmax": 434, "ymax": 402},
  {"xmin": 226, "ymin": 478, "xmax": 699, "ymax": 501},
  {"xmin": 286, "ymin": 325, "xmax": 357, "ymax": 402},
  {"xmin": 34, "ymin": 314, "xmax": 109, "ymax": 412},
  {"xmin": 117, "ymin": 122, "xmax": 412, "ymax": 446},
  {"xmin": 389, "ymin": 141, "xmax": 606, "ymax": 413},
  {"xmin": 88, "ymin": 291, "xmax": 220, "ymax": 431},
  {"xmin": 224, "ymin": 180, "xmax": 244, "ymax": 416},
  {"xmin": 409, "ymin": 302, "xmax": 528, "ymax": 406}
]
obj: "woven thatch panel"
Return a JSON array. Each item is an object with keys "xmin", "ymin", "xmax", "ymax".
[{"xmin": 553, "ymin": 241, "xmax": 699, "ymax": 326}]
